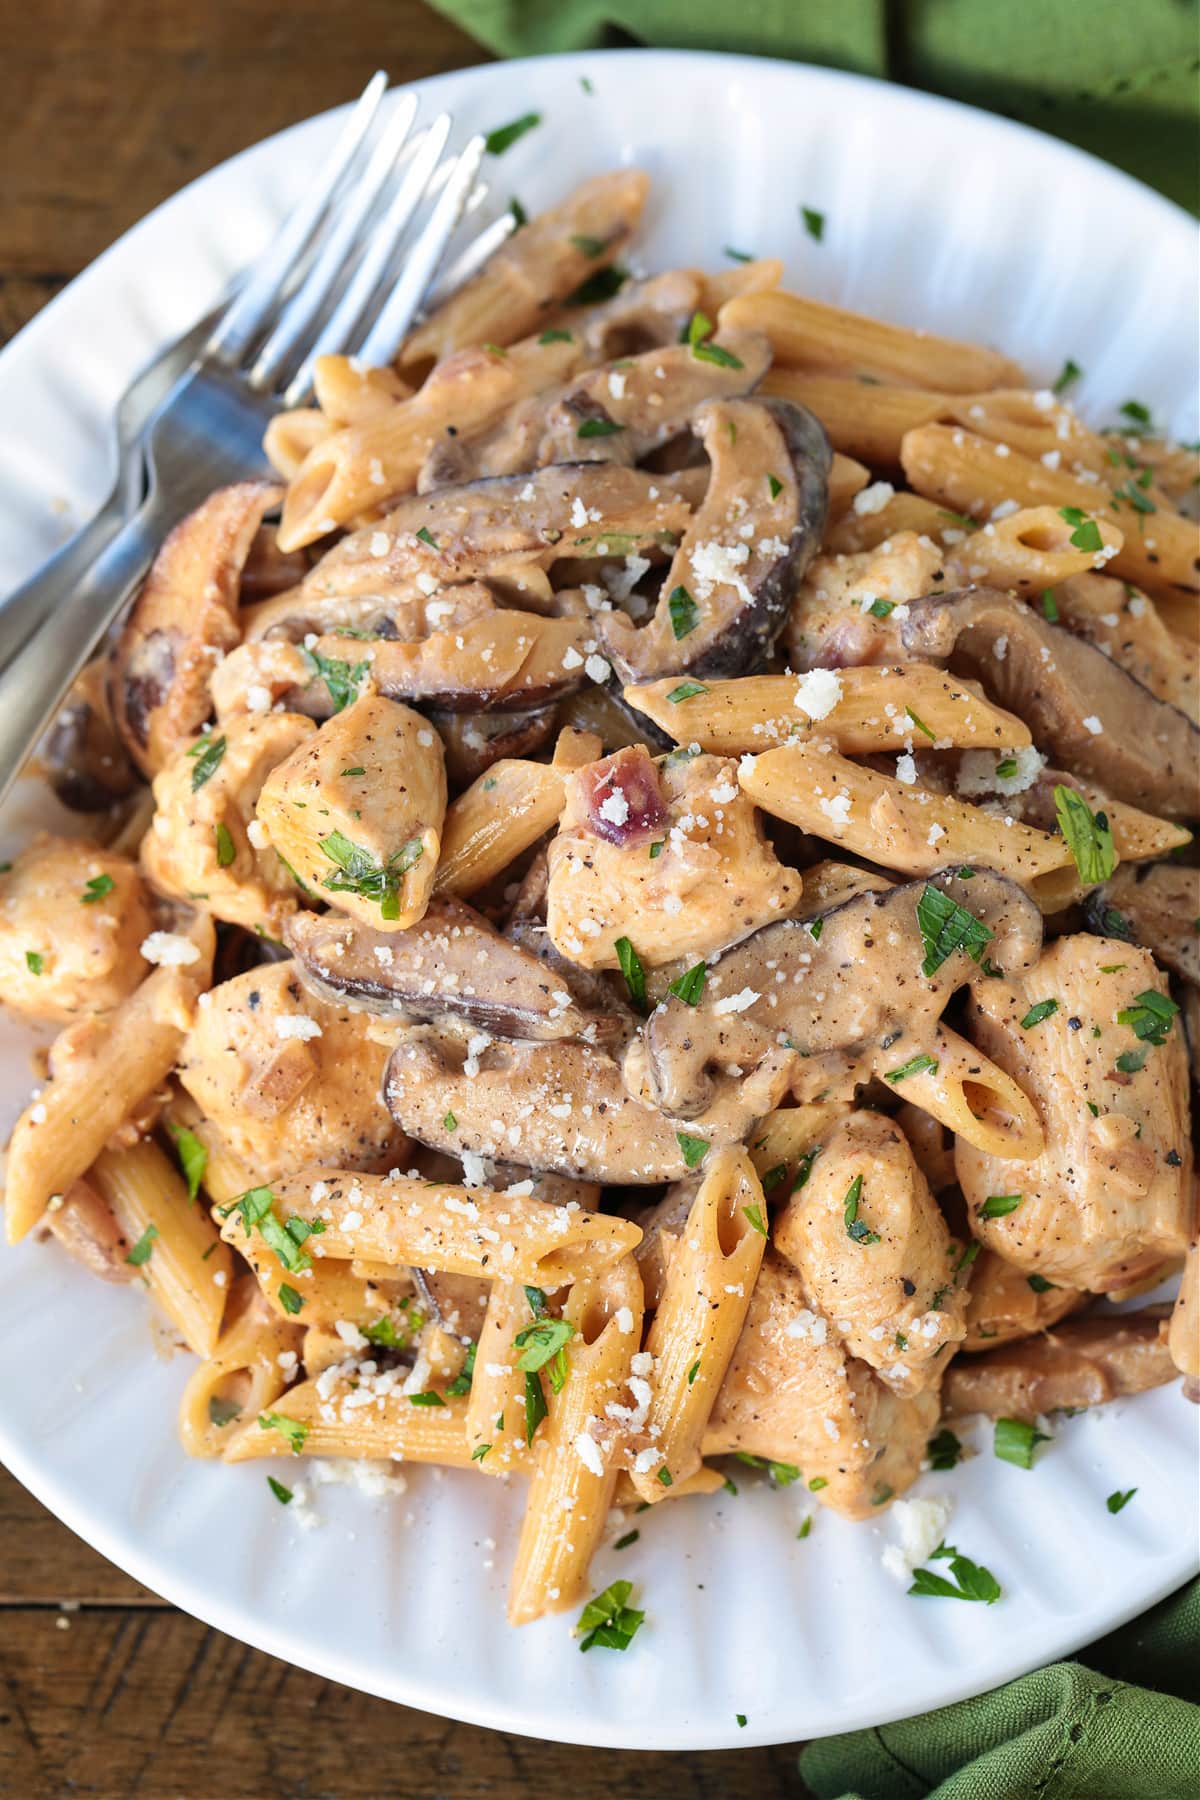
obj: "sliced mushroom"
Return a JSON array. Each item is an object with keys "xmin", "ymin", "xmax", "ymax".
[
  {"xmin": 637, "ymin": 868, "xmax": 1043, "ymax": 1121},
  {"xmin": 110, "ymin": 480, "xmax": 283, "ymax": 776},
  {"xmin": 42, "ymin": 659, "xmax": 141, "ymax": 813},
  {"xmin": 311, "ymin": 611, "xmax": 589, "ymax": 712},
  {"xmin": 283, "ymin": 898, "xmax": 617, "ymax": 1044},
  {"xmin": 383, "ymin": 1025, "xmax": 769, "ymax": 1184},
  {"xmin": 943, "ymin": 1308, "xmax": 1175, "ymax": 1422},
  {"xmin": 961, "ymin": 1248, "xmax": 1085, "ymax": 1351},
  {"xmin": 899, "ymin": 586, "xmax": 1200, "ymax": 819},
  {"xmin": 242, "ymin": 576, "xmax": 497, "ymax": 650},
  {"xmin": 1084, "ymin": 862, "xmax": 1200, "ymax": 986},
  {"xmin": 431, "ymin": 705, "xmax": 558, "ymax": 784},
  {"xmin": 598, "ymin": 397, "xmax": 831, "ymax": 681},
  {"xmin": 420, "ymin": 330, "xmax": 771, "ymax": 489}
]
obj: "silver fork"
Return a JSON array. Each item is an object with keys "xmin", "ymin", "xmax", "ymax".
[{"xmin": 0, "ymin": 72, "xmax": 492, "ymax": 806}]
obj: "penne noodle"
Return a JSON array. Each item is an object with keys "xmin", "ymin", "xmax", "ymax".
[
  {"xmin": 719, "ymin": 289, "xmax": 1026, "ymax": 392},
  {"xmin": 311, "ymin": 355, "xmax": 412, "ymax": 425},
  {"xmin": 612, "ymin": 1463, "xmax": 725, "ymax": 1506},
  {"xmin": 253, "ymin": 1169, "xmax": 643, "ymax": 1289},
  {"xmin": 874, "ymin": 1024, "xmax": 1044, "ymax": 1160},
  {"xmin": 901, "ymin": 424, "xmax": 1200, "ymax": 597},
  {"xmin": 465, "ymin": 1281, "xmax": 534, "ymax": 1474},
  {"xmin": 263, "ymin": 407, "xmax": 333, "ymax": 480},
  {"xmin": 178, "ymin": 1276, "xmax": 302, "ymax": 1458},
  {"xmin": 1072, "ymin": 785, "xmax": 1191, "ymax": 866},
  {"xmin": 508, "ymin": 1254, "xmax": 644, "ymax": 1623},
  {"xmin": 91, "ymin": 1139, "xmax": 231, "ymax": 1356},
  {"xmin": 828, "ymin": 452, "xmax": 870, "ymax": 516},
  {"xmin": 435, "ymin": 728, "xmax": 601, "ymax": 896},
  {"xmin": 4, "ymin": 913, "xmax": 215, "ymax": 1244},
  {"xmin": 222, "ymin": 1220, "xmax": 402, "ymax": 1332},
  {"xmin": 761, "ymin": 368, "xmax": 951, "ymax": 468},
  {"xmin": 944, "ymin": 504, "xmax": 1124, "ymax": 592},
  {"xmin": 738, "ymin": 742, "xmax": 1082, "ymax": 907},
  {"xmin": 747, "ymin": 1103, "xmax": 846, "ymax": 1185},
  {"xmin": 625, "ymin": 667, "xmax": 1030, "ymax": 757},
  {"xmin": 223, "ymin": 1378, "xmax": 475, "ymax": 1467},
  {"xmin": 697, "ymin": 256, "xmax": 783, "ymax": 313},
  {"xmin": 824, "ymin": 491, "xmax": 951, "ymax": 554},
  {"xmin": 630, "ymin": 1148, "xmax": 766, "ymax": 1503}
]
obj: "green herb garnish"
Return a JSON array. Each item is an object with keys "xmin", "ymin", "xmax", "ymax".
[{"xmin": 484, "ymin": 113, "xmax": 541, "ymax": 155}]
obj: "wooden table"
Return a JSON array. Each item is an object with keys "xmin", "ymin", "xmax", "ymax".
[{"xmin": 1, "ymin": 5, "xmax": 810, "ymax": 1792}]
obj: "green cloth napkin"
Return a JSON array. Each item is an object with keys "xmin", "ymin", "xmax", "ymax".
[
  {"xmin": 801, "ymin": 1578, "xmax": 1200, "ymax": 1800},
  {"xmin": 429, "ymin": 0, "xmax": 1200, "ymax": 212}
]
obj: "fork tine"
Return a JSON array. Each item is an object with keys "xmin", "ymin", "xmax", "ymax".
[
  {"xmin": 281, "ymin": 114, "xmax": 453, "ymax": 404},
  {"xmin": 247, "ymin": 93, "xmax": 419, "ymax": 392},
  {"xmin": 352, "ymin": 134, "xmax": 486, "ymax": 372},
  {"xmin": 207, "ymin": 70, "xmax": 389, "ymax": 366},
  {"xmin": 419, "ymin": 205, "xmax": 515, "ymax": 316}
]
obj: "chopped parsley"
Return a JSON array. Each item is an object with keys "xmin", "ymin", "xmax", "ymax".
[
  {"xmin": 615, "ymin": 1529, "xmax": 640, "ymax": 1550},
  {"xmin": 483, "ymin": 112, "xmax": 541, "ymax": 155},
  {"xmin": 1054, "ymin": 784, "xmax": 1115, "ymax": 884},
  {"xmin": 1118, "ymin": 398, "xmax": 1153, "ymax": 430},
  {"xmin": 1115, "ymin": 1046, "xmax": 1149, "ymax": 1075},
  {"xmin": 570, "ymin": 233, "xmax": 607, "ymax": 258},
  {"xmin": 614, "ymin": 936, "xmax": 647, "ymax": 1011},
  {"xmin": 724, "ymin": 246, "xmax": 753, "ymax": 261},
  {"xmin": 1052, "ymin": 358, "xmax": 1082, "ymax": 395},
  {"xmin": 258, "ymin": 1411, "xmax": 308, "ymax": 1455},
  {"xmin": 1020, "ymin": 998, "xmax": 1059, "ymax": 1030},
  {"xmin": 667, "ymin": 962, "xmax": 706, "ymax": 1005},
  {"xmin": 319, "ymin": 829, "xmax": 423, "ymax": 920},
  {"xmin": 538, "ymin": 328, "xmax": 573, "ymax": 345},
  {"xmin": 743, "ymin": 1204, "xmax": 768, "ymax": 1238},
  {"xmin": 916, "ymin": 884, "xmax": 994, "ymax": 978},
  {"xmin": 565, "ymin": 265, "xmax": 628, "ymax": 306},
  {"xmin": 221, "ymin": 1185, "xmax": 326, "ymax": 1276},
  {"xmin": 676, "ymin": 1132, "xmax": 709, "ymax": 1170},
  {"xmin": 341, "ymin": 766, "xmax": 365, "ymax": 778},
  {"xmin": 214, "ymin": 822, "xmax": 236, "ymax": 867},
  {"xmin": 885, "ymin": 1052, "xmax": 939, "ymax": 1084},
  {"xmin": 979, "ymin": 1193, "xmax": 1023, "ymax": 1219},
  {"xmin": 361, "ymin": 1308, "xmax": 421, "ymax": 1350},
  {"xmin": 1041, "ymin": 589, "xmax": 1059, "ymax": 623},
  {"xmin": 666, "ymin": 681, "xmax": 708, "ymax": 703},
  {"xmin": 693, "ymin": 340, "xmax": 744, "ymax": 370},
  {"xmin": 471, "ymin": 1443, "xmax": 491, "ymax": 1462},
  {"xmin": 867, "ymin": 597, "xmax": 895, "ymax": 619},
  {"xmin": 267, "ymin": 1476, "xmax": 293, "ymax": 1504},
  {"xmin": 909, "ymin": 1546, "xmax": 1001, "ymax": 1604},
  {"xmin": 415, "ymin": 525, "xmax": 439, "ymax": 549},
  {"xmin": 768, "ymin": 474, "xmax": 784, "ymax": 499},
  {"xmin": 81, "ymin": 873, "xmax": 115, "ymax": 904},
  {"xmin": 927, "ymin": 1428, "xmax": 963, "ymax": 1471},
  {"xmin": 168, "ymin": 1125, "xmax": 207, "ymax": 1201},
  {"xmin": 1106, "ymin": 1488, "xmax": 1137, "ymax": 1514},
  {"xmin": 514, "ymin": 1316, "xmax": 576, "ymax": 1386},
  {"xmin": 124, "ymin": 1223, "xmax": 158, "ymax": 1267},
  {"xmin": 577, "ymin": 1579, "xmax": 645, "ymax": 1652},
  {"xmin": 668, "ymin": 585, "xmax": 699, "ymax": 640},
  {"xmin": 188, "ymin": 732, "xmax": 227, "ymax": 790},
  {"xmin": 905, "ymin": 706, "xmax": 936, "ymax": 742},
  {"xmin": 808, "ymin": 1476, "xmax": 828, "ymax": 1492},
  {"xmin": 277, "ymin": 1283, "xmax": 303, "ymax": 1316},
  {"xmin": 208, "ymin": 1397, "xmax": 241, "ymax": 1428},
  {"xmin": 1027, "ymin": 1274, "xmax": 1055, "ymax": 1293},
  {"xmin": 302, "ymin": 648, "xmax": 368, "ymax": 713},
  {"xmin": 577, "ymin": 417, "xmax": 625, "ymax": 438},
  {"xmin": 408, "ymin": 1391, "xmax": 446, "ymax": 1407},
  {"xmin": 801, "ymin": 206, "xmax": 825, "ymax": 241},
  {"xmin": 1058, "ymin": 506, "xmax": 1103, "ymax": 553},
  {"xmin": 994, "ymin": 1416, "xmax": 1050, "ymax": 1470},
  {"xmin": 648, "ymin": 840, "xmax": 664, "ymax": 859},
  {"xmin": 797, "ymin": 1516, "xmax": 813, "ymax": 1540},
  {"xmin": 657, "ymin": 1468, "xmax": 673, "ymax": 1487},
  {"xmin": 687, "ymin": 1360, "xmax": 701, "ymax": 1386},
  {"xmin": 24, "ymin": 950, "xmax": 43, "ymax": 975},
  {"xmin": 842, "ymin": 1174, "xmax": 880, "ymax": 1246},
  {"xmin": 1116, "ymin": 989, "xmax": 1179, "ymax": 1047},
  {"xmin": 509, "ymin": 197, "xmax": 527, "ymax": 228}
]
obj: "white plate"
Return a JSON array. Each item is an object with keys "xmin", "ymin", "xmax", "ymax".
[{"xmin": 0, "ymin": 49, "xmax": 1196, "ymax": 1752}]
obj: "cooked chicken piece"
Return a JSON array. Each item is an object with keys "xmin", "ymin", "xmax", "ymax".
[
  {"xmin": 1053, "ymin": 572, "xmax": 1199, "ymax": 723},
  {"xmin": 900, "ymin": 587, "xmax": 1200, "ymax": 819},
  {"xmin": 894, "ymin": 1103, "xmax": 957, "ymax": 1193},
  {"xmin": 141, "ymin": 713, "xmax": 316, "ymax": 936},
  {"xmin": 256, "ymin": 695, "xmax": 445, "ymax": 933},
  {"xmin": 177, "ymin": 961, "xmax": 408, "ymax": 1181},
  {"xmin": 110, "ymin": 481, "xmax": 282, "ymax": 776},
  {"xmin": 1170, "ymin": 1239, "xmax": 1199, "ymax": 1400},
  {"xmin": 773, "ymin": 1111, "xmax": 968, "ymax": 1393},
  {"xmin": 631, "ymin": 1177, "xmax": 699, "ymax": 1310},
  {"xmin": 383, "ymin": 1024, "xmax": 771, "ymax": 1184},
  {"xmin": 784, "ymin": 530, "xmax": 946, "ymax": 670},
  {"xmin": 702, "ymin": 1250, "xmax": 941, "ymax": 1518},
  {"xmin": 1084, "ymin": 863, "xmax": 1200, "ymax": 987},
  {"xmin": 943, "ymin": 1308, "xmax": 1176, "ymax": 1421},
  {"xmin": 961, "ymin": 1248, "xmax": 1085, "ymax": 1351},
  {"xmin": 546, "ymin": 745, "xmax": 802, "ymax": 970},
  {"xmin": 598, "ymin": 398, "xmax": 830, "ymax": 681},
  {"xmin": 283, "ymin": 899, "xmax": 617, "ymax": 1044},
  {"xmin": 0, "ymin": 835, "xmax": 154, "ymax": 1021},
  {"xmin": 38, "ymin": 1176, "xmax": 134, "ymax": 1283},
  {"xmin": 958, "ymin": 936, "xmax": 1192, "ymax": 1290},
  {"xmin": 636, "ymin": 867, "xmax": 1042, "ymax": 1122}
]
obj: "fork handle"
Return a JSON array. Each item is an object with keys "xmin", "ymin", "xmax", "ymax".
[
  {"xmin": 0, "ymin": 477, "xmax": 130, "ymax": 669},
  {"xmin": 0, "ymin": 497, "xmax": 170, "ymax": 807}
]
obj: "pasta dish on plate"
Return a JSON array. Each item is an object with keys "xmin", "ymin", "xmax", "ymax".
[{"xmin": 3, "ymin": 166, "xmax": 1197, "ymax": 1640}]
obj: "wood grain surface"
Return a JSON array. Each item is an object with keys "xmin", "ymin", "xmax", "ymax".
[{"xmin": 0, "ymin": 5, "xmax": 809, "ymax": 1792}]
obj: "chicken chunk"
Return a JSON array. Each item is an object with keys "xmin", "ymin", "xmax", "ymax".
[
  {"xmin": 256, "ymin": 694, "xmax": 446, "ymax": 932},
  {"xmin": 177, "ymin": 961, "xmax": 408, "ymax": 1180},
  {"xmin": 961, "ymin": 1248, "xmax": 1084, "ymax": 1351},
  {"xmin": 702, "ymin": 1250, "xmax": 940, "ymax": 1518},
  {"xmin": 773, "ymin": 1111, "xmax": 968, "ymax": 1394},
  {"xmin": 783, "ymin": 530, "xmax": 945, "ymax": 670},
  {"xmin": 958, "ymin": 935, "xmax": 1192, "ymax": 1289},
  {"xmin": 141, "ymin": 713, "xmax": 316, "ymax": 936},
  {"xmin": 547, "ymin": 746, "xmax": 802, "ymax": 969},
  {"xmin": 0, "ymin": 835, "xmax": 155, "ymax": 1021}
]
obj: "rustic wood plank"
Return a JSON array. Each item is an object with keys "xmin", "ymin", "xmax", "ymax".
[
  {"xmin": 0, "ymin": 1468, "xmax": 157, "ymax": 1605},
  {"xmin": 0, "ymin": 1607, "xmax": 807, "ymax": 1798}
]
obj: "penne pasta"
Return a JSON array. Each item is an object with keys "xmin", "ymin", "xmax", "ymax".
[
  {"xmin": 223, "ymin": 1378, "xmax": 476, "ymax": 1467},
  {"xmin": 719, "ymin": 289, "xmax": 1026, "ymax": 391},
  {"xmin": 823, "ymin": 491, "xmax": 951, "ymax": 554},
  {"xmin": 465, "ymin": 1281, "xmax": 534, "ymax": 1474},
  {"xmin": 508, "ymin": 1254, "xmax": 644, "ymax": 1623},
  {"xmin": 944, "ymin": 504, "xmax": 1124, "ymax": 592},
  {"xmin": 874, "ymin": 1024, "xmax": 1044, "ymax": 1161},
  {"xmin": 625, "ymin": 667, "xmax": 1030, "ymax": 757},
  {"xmin": 630, "ymin": 1148, "xmax": 766, "ymax": 1503},
  {"xmin": 91, "ymin": 1139, "xmax": 231, "ymax": 1356},
  {"xmin": 697, "ymin": 256, "xmax": 784, "ymax": 314},
  {"xmin": 311, "ymin": 354, "xmax": 413, "ymax": 425},
  {"xmin": 178, "ymin": 1276, "xmax": 303, "ymax": 1458},
  {"xmin": 245, "ymin": 1169, "xmax": 642, "ymax": 1289},
  {"xmin": 435, "ymin": 728, "xmax": 600, "ymax": 897}
]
